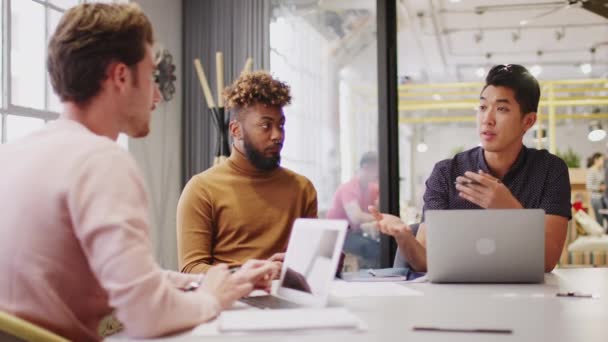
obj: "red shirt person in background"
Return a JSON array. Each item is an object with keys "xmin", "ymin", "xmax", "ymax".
[{"xmin": 327, "ymin": 152, "xmax": 379, "ymax": 268}]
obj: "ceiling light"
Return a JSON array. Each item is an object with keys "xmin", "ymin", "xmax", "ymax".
[
  {"xmin": 417, "ymin": 142, "xmax": 428, "ymax": 153},
  {"xmin": 588, "ymin": 121, "xmax": 606, "ymax": 142},
  {"xmin": 474, "ymin": 31, "xmax": 483, "ymax": 44},
  {"xmin": 519, "ymin": 20, "xmax": 528, "ymax": 26},
  {"xmin": 475, "ymin": 67, "xmax": 486, "ymax": 78},
  {"xmin": 581, "ymin": 63, "xmax": 592, "ymax": 75},
  {"xmin": 432, "ymin": 94, "xmax": 442, "ymax": 101},
  {"xmin": 555, "ymin": 28, "xmax": 565, "ymax": 41},
  {"xmin": 530, "ymin": 65, "xmax": 542, "ymax": 77},
  {"xmin": 511, "ymin": 31, "xmax": 521, "ymax": 42},
  {"xmin": 450, "ymin": 0, "xmax": 462, "ymax": 3}
]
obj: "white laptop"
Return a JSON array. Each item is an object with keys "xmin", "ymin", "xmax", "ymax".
[
  {"xmin": 425, "ymin": 209, "xmax": 545, "ymax": 283},
  {"xmin": 239, "ymin": 218, "xmax": 347, "ymax": 309}
]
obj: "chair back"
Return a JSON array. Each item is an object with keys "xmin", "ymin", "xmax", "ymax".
[{"xmin": 0, "ymin": 311, "xmax": 69, "ymax": 342}]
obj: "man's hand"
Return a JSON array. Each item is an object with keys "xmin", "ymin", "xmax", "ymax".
[
  {"xmin": 202, "ymin": 261, "xmax": 274, "ymax": 309},
  {"xmin": 368, "ymin": 205, "xmax": 412, "ymax": 242},
  {"xmin": 240, "ymin": 259, "xmax": 276, "ymax": 291},
  {"xmin": 455, "ymin": 170, "xmax": 523, "ymax": 209},
  {"xmin": 267, "ymin": 253, "xmax": 285, "ymax": 280}
]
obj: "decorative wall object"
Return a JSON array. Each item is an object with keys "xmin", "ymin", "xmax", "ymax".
[{"xmin": 154, "ymin": 49, "xmax": 177, "ymax": 102}]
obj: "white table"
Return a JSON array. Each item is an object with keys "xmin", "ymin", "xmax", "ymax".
[{"xmin": 109, "ymin": 268, "xmax": 608, "ymax": 341}]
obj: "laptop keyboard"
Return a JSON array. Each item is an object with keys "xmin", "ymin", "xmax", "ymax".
[{"xmin": 239, "ymin": 295, "xmax": 302, "ymax": 309}]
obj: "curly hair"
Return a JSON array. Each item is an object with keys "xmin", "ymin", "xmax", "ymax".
[{"xmin": 223, "ymin": 72, "xmax": 291, "ymax": 115}]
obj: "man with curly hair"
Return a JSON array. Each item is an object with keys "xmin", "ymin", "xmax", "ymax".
[{"xmin": 177, "ymin": 72, "xmax": 318, "ymax": 274}]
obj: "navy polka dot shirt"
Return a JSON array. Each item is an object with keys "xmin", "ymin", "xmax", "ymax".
[{"xmin": 422, "ymin": 146, "xmax": 572, "ymax": 221}]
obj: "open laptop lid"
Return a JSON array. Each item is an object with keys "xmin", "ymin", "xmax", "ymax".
[
  {"xmin": 275, "ymin": 219, "xmax": 347, "ymax": 307},
  {"xmin": 425, "ymin": 209, "xmax": 545, "ymax": 283}
]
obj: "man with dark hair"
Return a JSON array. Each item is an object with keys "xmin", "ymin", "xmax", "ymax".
[
  {"xmin": 0, "ymin": 4, "xmax": 274, "ymax": 341},
  {"xmin": 177, "ymin": 71, "xmax": 318, "ymax": 274},
  {"xmin": 371, "ymin": 64, "xmax": 571, "ymax": 273}
]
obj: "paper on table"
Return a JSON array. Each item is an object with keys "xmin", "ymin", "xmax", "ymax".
[
  {"xmin": 217, "ymin": 307, "xmax": 362, "ymax": 332},
  {"xmin": 330, "ymin": 280, "xmax": 423, "ymax": 297}
]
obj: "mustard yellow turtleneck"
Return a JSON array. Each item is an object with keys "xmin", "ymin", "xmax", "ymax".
[{"xmin": 177, "ymin": 147, "xmax": 318, "ymax": 273}]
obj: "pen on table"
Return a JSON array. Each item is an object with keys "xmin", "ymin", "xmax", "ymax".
[
  {"xmin": 556, "ymin": 291, "xmax": 595, "ymax": 298},
  {"xmin": 368, "ymin": 269, "xmax": 376, "ymax": 277},
  {"xmin": 413, "ymin": 326, "xmax": 512, "ymax": 334}
]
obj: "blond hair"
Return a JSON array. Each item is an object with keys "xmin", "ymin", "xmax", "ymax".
[{"xmin": 47, "ymin": 3, "xmax": 154, "ymax": 103}]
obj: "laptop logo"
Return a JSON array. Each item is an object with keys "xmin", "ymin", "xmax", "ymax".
[{"xmin": 476, "ymin": 238, "xmax": 496, "ymax": 255}]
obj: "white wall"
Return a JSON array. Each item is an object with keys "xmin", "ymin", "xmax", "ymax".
[{"xmin": 130, "ymin": 0, "xmax": 182, "ymax": 270}]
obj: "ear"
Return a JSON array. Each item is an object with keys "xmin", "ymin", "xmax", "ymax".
[
  {"xmin": 106, "ymin": 62, "xmax": 130, "ymax": 91},
  {"xmin": 229, "ymin": 119, "xmax": 242, "ymax": 140},
  {"xmin": 522, "ymin": 112, "xmax": 537, "ymax": 133}
]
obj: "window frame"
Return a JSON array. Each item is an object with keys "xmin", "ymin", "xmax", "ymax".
[
  {"xmin": 0, "ymin": 0, "xmax": 71, "ymax": 143},
  {"xmin": 0, "ymin": 0, "xmax": 128, "ymax": 146}
]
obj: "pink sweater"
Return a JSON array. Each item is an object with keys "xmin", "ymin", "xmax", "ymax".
[{"xmin": 0, "ymin": 119, "xmax": 220, "ymax": 341}]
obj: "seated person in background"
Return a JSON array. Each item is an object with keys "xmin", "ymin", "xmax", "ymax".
[
  {"xmin": 586, "ymin": 152, "xmax": 605, "ymax": 225},
  {"xmin": 371, "ymin": 64, "xmax": 571, "ymax": 273},
  {"xmin": 327, "ymin": 152, "xmax": 379, "ymax": 268},
  {"xmin": 0, "ymin": 4, "xmax": 274, "ymax": 341},
  {"xmin": 327, "ymin": 151, "xmax": 379, "ymax": 233},
  {"xmin": 177, "ymin": 72, "xmax": 318, "ymax": 274}
]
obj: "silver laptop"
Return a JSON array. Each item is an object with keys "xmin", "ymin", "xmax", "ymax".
[
  {"xmin": 425, "ymin": 209, "xmax": 545, "ymax": 283},
  {"xmin": 239, "ymin": 218, "xmax": 347, "ymax": 309}
]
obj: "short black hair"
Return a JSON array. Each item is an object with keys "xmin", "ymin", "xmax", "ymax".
[
  {"xmin": 360, "ymin": 152, "xmax": 378, "ymax": 168},
  {"xmin": 483, "ymin": 64, "xmax": 540, "ymax": 115}
]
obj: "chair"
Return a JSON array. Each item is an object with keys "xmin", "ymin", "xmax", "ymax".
[
  {"xmin": 0, "ymin": 311, "xmax": 69, "ymax": 342},
  {"xmin": 393, "ymin": 223, "xmax": 420, "ymax": 268}
]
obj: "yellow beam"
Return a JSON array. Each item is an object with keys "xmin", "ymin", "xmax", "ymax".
[
  {"xmin": 556, "ymin": 113, "xmax": 608, "ymax": 120},
  {"xmin": 398, "ymin": 98, "xmax": 608, "ymax": 111},
  {"xmin": 399, "ymin": 116, "xmax": 476, "ymax": 124},
  {"xmin": 399, "ymin": 88, "xmax": 608, "ymax": 98},
  {"xmin": 398, "ymin": 78, "xmax": 607, "ymax": 91},
  {"xmin": 398, "ymin": 113, "xmax": 608, "ymax": 124},
  {"xmin": 399, "ymin": 82, "xmax": 481, "ymax": 90},
  {"xmin": 399, "ymin": 102, "xmax": 478, "ymax": 110},
  {"xmin": 542, "ymin": 79, "xmax": 608, "ymax": 86},
  {"xmin": 548, "ymin": 84, "xmax": 556, "ymax": 154},
  {"xmin": 545, "ymin": 98, "xmax": 608, "ymax": 106},
  {"xmin": 537, "ymin": 103, "xmax": 543, "ymax": 150}
]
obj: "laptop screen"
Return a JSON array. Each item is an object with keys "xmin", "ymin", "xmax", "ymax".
[{"xmin": 279, "ymin": 226, "xmax": 340, "ymax": 295}]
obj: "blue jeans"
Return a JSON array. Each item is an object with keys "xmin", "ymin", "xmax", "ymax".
[{"xmin": 591, "ymin": 197, "xmax": 605, "ymax": 226}]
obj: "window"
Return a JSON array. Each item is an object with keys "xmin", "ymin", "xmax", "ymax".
[
  {"xmin": 270, "ymin": 1, "xmax": 380, "ymax": 271},
  {"xmin": 11, "ymin": 0, "xmax": 46, "ymax": 110},
  {"xmin": 1, "ymin": 0, "xmax": 129, "ymax": 147}
]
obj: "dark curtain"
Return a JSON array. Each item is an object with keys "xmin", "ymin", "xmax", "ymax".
[{"xmin": 182, "ymin": 0, "xmax": 270, "ymax": 186}]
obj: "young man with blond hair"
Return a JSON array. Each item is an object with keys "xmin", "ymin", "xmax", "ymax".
[{"xmin": 0, "ymin": 4, "xmax": 273, "ymax": 341}]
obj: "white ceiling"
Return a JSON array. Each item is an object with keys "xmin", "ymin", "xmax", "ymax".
[
  {"xmin": 399, "ymin": 0, "xmax": 608, "ymax": 82},
  {"xmin": 273, "ymin": 0, "xmax": 608, "ymax": 82}
]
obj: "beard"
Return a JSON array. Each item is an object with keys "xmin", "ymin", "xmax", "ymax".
[{"xmin": 243, "ymin": 133, "xmax": 281, "ymax": 171}]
